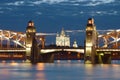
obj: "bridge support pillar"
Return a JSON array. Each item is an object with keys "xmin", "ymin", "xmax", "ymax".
[
  {"xmin": 85, "ymin": 18, "xmax": 97, "ymax": 64},
  {"xmin": 26, "ymin": 47, "xmax": 31, "ymax": 60},
  {"xmin": 30, "ymin": 39, "xmax": 40, "ymax": 63},
  {"xmin": 96, "ymin": 52, "xmax": 111, "ymax": 64},
  {"xmin": 40, "ymin": 53, "xmax": 54, "ymax": 63},
  {"xmin": 25, "ymin": 21, "xmax": 40, "ymax": 63}
]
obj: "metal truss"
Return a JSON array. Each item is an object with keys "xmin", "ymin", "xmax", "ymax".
[
  {"xmin": 98, "ymin": 29, "xmax": 120, "ymax": 48},
  {"xmin": 2, "ymin": 29, "xmax": 120, "ymax": 49},
  {"xmin": 0, "ymin": 30, "xmax": 49, "ymax": 48},
  {"xmin": 0, "ymin": 30, "xmax": 26, "ymax": 48}
]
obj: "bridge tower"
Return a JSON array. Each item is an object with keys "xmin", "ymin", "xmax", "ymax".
[
  {"xmin": 25, "ymin": 21, "xmax": 39, "ymax": 63},
  {"xmin": 85, "ymin": 18, "xmax": 97, "ymax": 64}
]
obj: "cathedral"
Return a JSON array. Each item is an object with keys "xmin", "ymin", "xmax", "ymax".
[{"xmin": 56, "ymin": 28, "xmax": 70, "ymax": 47}]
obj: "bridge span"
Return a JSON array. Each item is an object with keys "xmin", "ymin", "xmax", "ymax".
[
  {"xmin": 0, "ymin": 48, "xmax": 120, "ymax": 53},
  {"xmin": 96, "ymin": 48, "xmax": 120, "ymax": 52},
  {"xmin": 0, "ymin": 18, "xmax": 120, "ymax": 63},
  {"xmin": 0, "ymin": 48, "xmax": 84, "ymax": 53},
  {"xmin": 40, "ymin": 48, "xmax": 84, "ymax": 54},
  {"xmin": 0, "ymin": 48, "xmax": 84, "ymax": 60}
]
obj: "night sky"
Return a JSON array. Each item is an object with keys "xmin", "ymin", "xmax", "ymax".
[{"xmin": 0, "ymin": 0, "xmax": 120, "ymax": 46}]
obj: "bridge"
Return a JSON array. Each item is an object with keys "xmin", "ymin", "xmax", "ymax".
[{"xmin": 0, "ymin": 19, "xmax": 120, "ymax": 63}]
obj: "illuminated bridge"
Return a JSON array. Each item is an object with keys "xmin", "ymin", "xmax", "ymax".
[
  {"xmin": 0, "ymin": 21, "xmax": 85, "ymax": 63},
  {"xmin": 0, "ymin": 19, "xmax": 120, "ymax": 64}
]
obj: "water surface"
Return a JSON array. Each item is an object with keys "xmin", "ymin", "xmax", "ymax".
[{"xmin": 0, "ymin": 60, "xmax": 120, "ymax": 80}]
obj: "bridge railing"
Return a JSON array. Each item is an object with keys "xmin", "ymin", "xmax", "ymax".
[{"xmin": 96, "ymin": 48, "xmax": 120, "ymax": 52}]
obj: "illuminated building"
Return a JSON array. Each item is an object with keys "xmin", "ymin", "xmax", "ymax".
[
  {"xmin": 73, "ymin": 40, "xmax": 78, "ymax": 48},
  {"xmin": 56, "ymin": 28, "xmax": 70, "ymax": 47}
]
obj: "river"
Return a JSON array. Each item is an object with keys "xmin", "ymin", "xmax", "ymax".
[{"xmin": 0, "ymin": 60, "xmax": 120, "ymax": 80}]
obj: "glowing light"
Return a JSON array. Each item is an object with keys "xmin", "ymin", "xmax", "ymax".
[
  {"xmin": 26, "ymin": 47, "xmax": 31, "ymax": 51},
  {"xmin": 28, "ymin": 22, "xmax": 34, "ymax": 27},
  {"xmin": 10, "ymin": 61, "xmax": 19, "ymax": 66},
  {"xmin": 26, "ymin": 44, "xmax": 32, "ymax": 47},
  {"xmin": 86, "ymin": 43, "xmax": 92, "ymax": 46},
  {"xmin": 88, "ymin": 20, "xmax": 92, "ymax": 24},
  {"xmin": 116, "ymin": 29, "xmax": 120, "ymax": 32},
  {"xmin": 88, "ymin": 18, "xmax": 94, "ymax": 24},
  {"xmin": 86, "ymin": 47, "xmax": 91, "ymax": 56},
  {"xmin": 98, "ymin": 35, "xmax": 103, "ymax": 37},
  {"xmin": 56, "ymin": 28, "xmax": 70, "ymax": 47},
  {"xmin": 0, "ymin": 54, "xmax": 10, "ymax": 57},
  {"xmin": 36, "ymin": 63, "xmax": 45, "ymax": 70},
  {"xmin": 107, "ymin": 32, "xmax": 111, "ymax": 35},
  {"xmin": 63, "ymin": 49, "xmax": 84, "ymax": 53},
  {"xmin": 36, "ymin": 63, "xmax": 45, "ymax": 79},
  {"xmin": 13, "ymin": 55, "xmax": 23, "ymax": 58},
  {"xmin": 86, "ymin": 27, "xmax": 94, "ymax": 31},
  {"xmin": 57, "ymin": 60, "xmax": 60, "ymax": 63},
  {"xmin": 0, "ymin": 49, "xmax": 26, "ymax": 52},
  {"xmin": 41, "ymin": 49, "xmax": 62, "ymax": 53},
  {"xmin": 36, "ymin": 33, "xmax": 56, "ymax": 36},
  {"xmin": 100, "ymin": 53, "xmax": 104, "ymax": 56},
  {"xmin": 77, "ymin": 53, "xmax": 81, "ymax": 58}
]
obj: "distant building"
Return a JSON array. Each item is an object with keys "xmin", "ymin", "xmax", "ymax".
[
  {"xmin": 56, "ymin": 28, "xmax": 70, "ymax": 47},
  {"xmin": 73, "ymin": 40, "xmax": 78, "ymax": 48}
]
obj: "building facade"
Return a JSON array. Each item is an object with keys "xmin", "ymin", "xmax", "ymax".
[
  {"xmin": 73, "ymin": 40, "xmax": 78, "ymax": 48},
  {"xmin": 56, "ymin": 28, "xmax": 70, "ymax": 47}
]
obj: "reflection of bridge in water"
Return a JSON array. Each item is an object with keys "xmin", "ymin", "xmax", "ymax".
[{"xmin": 0, "ymin": 18, "xmax": 120, "ymax": 64}]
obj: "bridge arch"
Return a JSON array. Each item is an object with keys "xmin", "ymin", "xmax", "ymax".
[
  {"xmin": 98, "ymin": 29, "xmax": 120, "ymax": 48},
  {"xmin": 0, "ymin": 30, "xmax": 26, "ymax": 48}
]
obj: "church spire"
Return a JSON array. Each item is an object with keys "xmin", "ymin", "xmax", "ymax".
[{"xmin": 60, "ymin": 28, "xmax": 65, "ymax": 37}]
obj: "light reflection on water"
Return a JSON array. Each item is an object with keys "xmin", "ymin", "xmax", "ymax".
[{"xmin": 0, "ymin": 60, "xmax": 120, "ymax": 80}]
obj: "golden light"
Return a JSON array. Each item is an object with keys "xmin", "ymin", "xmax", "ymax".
[
  {"xmin": 57, "ymin": 60, "xmax": 60, "ymax": 63},
  {"xmin": 13, "ymin": 54, "xmax": 23, "ymax": 58},
  {"xmin": 100, "ymin": 53, "xmax": 104, "ymax": 56},
  {"xmin": 10, "ymin": 61, "xmax": 19, "ymax": 66},
  {"xmin": 36, "ymin": 63, "xmax": 45, "ymax": 79},
  {"xmin": 0, "ymin": 54, "xmax": 10, "ymax": 57},
  {"xmin": 36, "ymin": 63, "xmax": 45, "ymax": 70},
  {"xmin": 40, "ymin": 38, "xmax": 43, "ymax": 41},
  {"xmin": 26, "ymin": 44, "xmax": 32, "ymax": 47},
  {"xmin": 77, "ymin": 53, "xmax": 81, "ymax": 58},
  {"xmin": 88, "ymin": 18, "xmax": 94, "ymax": 24},
  {"xmin": 86, "ymin": 43, "xmax": 92, "ymax": 46},
  {"xmin": 86, "ymin": 47, "xmax": 91, "ymax": 56},
  {"xmin": 88, "ymin": 20, "xmax": 92, "ymax": 24},
  {"xmin": 86, "ymin": 27, "xmax": 93, "ymax": 31},
  {"xmin": 28, "ymin": 22, "xmax": 34, "ymax": 27}
]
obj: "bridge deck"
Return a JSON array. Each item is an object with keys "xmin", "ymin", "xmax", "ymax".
[
  {"xmin": 96, "ymin": 48, "xmax": 120, "ymax": 52},
  {"xmin": 0, "ymin": 48, "xmax": 26, "ymax": 52},
  {"xmin": 40, "ymin": 48, "xmax": 84, "ymax": 54}
]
